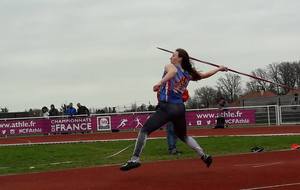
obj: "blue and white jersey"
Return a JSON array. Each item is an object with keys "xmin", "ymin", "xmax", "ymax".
[{"xmin": 158, "ymin": 66, "xmax": 191, "ymax": 104}]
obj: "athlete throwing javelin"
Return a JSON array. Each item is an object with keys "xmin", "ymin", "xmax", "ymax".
[{"xmin": 120, "ymin": 48, "xmax": 227, "ymax": 171}]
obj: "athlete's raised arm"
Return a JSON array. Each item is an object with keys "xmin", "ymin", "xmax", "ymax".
[
  {"xmin": 198, "ymin": 65, "xmax": 227, "ymax": 79},
  {"xmin": 153, "ymin": 64, "xmax": 177, "ymax": 92}
]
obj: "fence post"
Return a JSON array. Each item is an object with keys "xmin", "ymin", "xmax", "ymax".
[
  {"xmin": 267, "ymin": 106, "xmax": 270, "ymax": 126},
  {"xmin": 275, "ymin": 105, "xmax": 281, "ymax": 126}
]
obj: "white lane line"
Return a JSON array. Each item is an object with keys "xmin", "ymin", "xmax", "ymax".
[
  {"xmin": 235, "ymin": 162, "xmax": 283, "ymax": 168},
  {"xmin": 252, "ymin": 162, "xmax": 283, "ymax": 168},
  {"xmin": 235, "ymin": 163, "xmax": 259, "ymax": 167},
  {"xmin": 240, "ymin": 182, "xmax": 300, "ymax": 190}
]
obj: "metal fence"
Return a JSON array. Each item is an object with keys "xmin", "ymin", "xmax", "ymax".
[
  {"xmin": 1, "ymin": 105, "xmax": 300, "ymax": 137},
  {"xmin": 279, "ymin": 105, "xmax": 300, "ymax": 124}
]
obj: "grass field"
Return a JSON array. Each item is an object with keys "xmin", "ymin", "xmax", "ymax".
[{"xmin": 0, "ymin": 135, "xmax": 299, "ymax": 175}]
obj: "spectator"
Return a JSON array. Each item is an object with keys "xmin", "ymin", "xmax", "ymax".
[
  {"xmin": 214, "ymin": 97, "xmax": 227, "ymax": 129},
  {"xmin": 292, "ymin": 93, "xmax": 299, "ymax": 105},
  {"xmin": 65, "ymin": 103, "xmax": 77, "ymax": 116},
  {"xmin": 41, "ymin": 106, "xmax": 49, "ymax": 118},
  {"xmin": 61, "ymin": 104, "xmax": 67, "ymax": 113},
  {"xmin": 218, "ymin": 97, "xmax": 226, "ymax": 110},
  {"xmin": 49, "ymin": 104, "xmax": 59, "ymax": 116},
  {"xmin": 77, "ymin": 103, "xmax": 90, "ymax": 116}
]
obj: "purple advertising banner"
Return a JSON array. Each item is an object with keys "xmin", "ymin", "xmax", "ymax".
[
  {"xmin": 0, "ymin": 117, "xmax": 93, "ymax": 136},
  {"xmin": 0, "ymin": 119, "xmax": 48, "ymax": 136},
  {"xmin": 110, "ymin": 113, "xmax": 150, "ymax": 130},
  {"xmin": 186, "ymin": 109, "xmax": 256, "ymax": 127},
  {"xmin": 50, "ymin": 117, "xmax": 92, "ymax": 133},
  {"xmin": 0, "ymin": 109, "xmax": 256, "ymax": 136},
  {"xmin": 102, "ymin": 109, "xmax": 256, "ymax": 130}
]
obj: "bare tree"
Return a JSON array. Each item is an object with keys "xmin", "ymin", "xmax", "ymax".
[
  {"xmin": 267, "ymin": 63, "xmax": 283, "ymax": 94},
  {"xmin": 267, "ymin": 62, "xmax": 298, "ymax": 94},
  {"xmin": 254, "ymin": 69, "xmax": 269, "ymax": 89},
  {"xmin": 194, "ymin": 86, "xmax": 218, "ymax": 108},
  {"xmin": 245, "ymin": 68, "xmax": 271, "ymax": 93},
  {"xmin": 294, "ymin": 61, "xmax": 300, "ymax": 88},
  {"xmin": 0, "ymin": 107, "xmax": 9, "ymax": 113},
  {"xmin": 245, "ymin": 81, "xmax": 258, "ymax": 93},
  {"xmin": 137, "ymin": 104, "xmax": 147, "ymax": 112},
  {"xmin": 186, "ymin": 96, "xmax": 202, "ymax": 109},
  {"xmin": 278, "ymin": 62, "xmax": 297, "ymax": 94},
  {"xmin": 130, "ymin": 103, "xmax": 137, "ymax": 112},
  {"xmin": 217, "ymin": 73, "xmax": 242, "ymax": 102}
]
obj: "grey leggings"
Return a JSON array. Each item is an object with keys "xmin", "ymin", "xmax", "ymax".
[
  {"xmin": 132, "ymin": 102, "xmax": 205, "ymax": 158},
  {"xmin": 142, "ymin": 101, "xmax": 187, "ymax": 140}
]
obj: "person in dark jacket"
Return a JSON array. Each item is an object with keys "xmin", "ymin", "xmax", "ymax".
[
  {"xmin": 77, "ymin": 103, "xmax": 90, "ymax": 116},
  {"xmin": 214, "ymin": 98, "xmax": 227, "ymax": 129},
  {"xmin": 49, "ymin": 104, "xmax": 59, "ymax": 116}
]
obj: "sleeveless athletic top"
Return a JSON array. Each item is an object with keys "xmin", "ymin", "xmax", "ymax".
[{"xmin": 158, "ymin": 65, "xmax": 191, "ymax": 104}]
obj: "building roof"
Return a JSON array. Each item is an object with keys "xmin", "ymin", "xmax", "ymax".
[
  {"xmin": 287, "ymin": 88, "xmax": 300, "ymax": 95},
  {"xmin": 229, "ymin": 90, "xmax": 277, "ymax": 107},
  {"xmin": 239, "ymin": 90, "xmax": 277, "ymax": 100}
]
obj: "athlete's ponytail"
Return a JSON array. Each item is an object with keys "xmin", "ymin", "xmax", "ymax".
[{"xmin": 176, "ymin": 48, "xmax": 201, "ymax": 81}]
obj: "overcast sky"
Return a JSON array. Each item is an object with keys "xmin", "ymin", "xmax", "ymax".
[{"xmin": 1, "ymin": 0, "xmax": 299, "ymax": 112}]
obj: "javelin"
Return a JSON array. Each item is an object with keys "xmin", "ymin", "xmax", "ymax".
[{"xmin": 157, "ymin": 47, "xmax": 294, "ymax": 90}]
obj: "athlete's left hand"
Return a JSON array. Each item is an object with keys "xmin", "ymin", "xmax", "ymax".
[{"xmin": 218, "ymin": 65, "xmax": 228, "ymax": 72}]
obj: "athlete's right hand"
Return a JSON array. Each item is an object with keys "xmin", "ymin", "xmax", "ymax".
[{"xmin": 153, "ymin": 81, "xmax": 162, "ymax": 92}]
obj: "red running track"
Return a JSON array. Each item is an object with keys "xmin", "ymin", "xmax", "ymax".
[
  {"xmin": 1, "ymin": 125, "xmax": 300, "ymax": 145},
  {"xmin": 0, "ymin": 150, "xmax": 300, "ymax": 190}
]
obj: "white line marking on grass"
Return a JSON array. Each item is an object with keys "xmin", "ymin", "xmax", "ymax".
[
  {"xmin": 28, "ymin": 161, "xmax": 73, "ymax": 169},
  {"xmin": 105, "ymin": 144, "xmax": 134, "ymax": 158},
  {"xmin": 49, "ymin": 161, "xmax": 72, "ymax": 165},
  {"xmin": 240, "ymin": 182, "xmax": 300, "ymax": 190}
]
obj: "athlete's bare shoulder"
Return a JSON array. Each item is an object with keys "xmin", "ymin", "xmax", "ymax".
[{"xmin": 164, "ymin": 63, "xmax": 177, "ymax": 72}]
